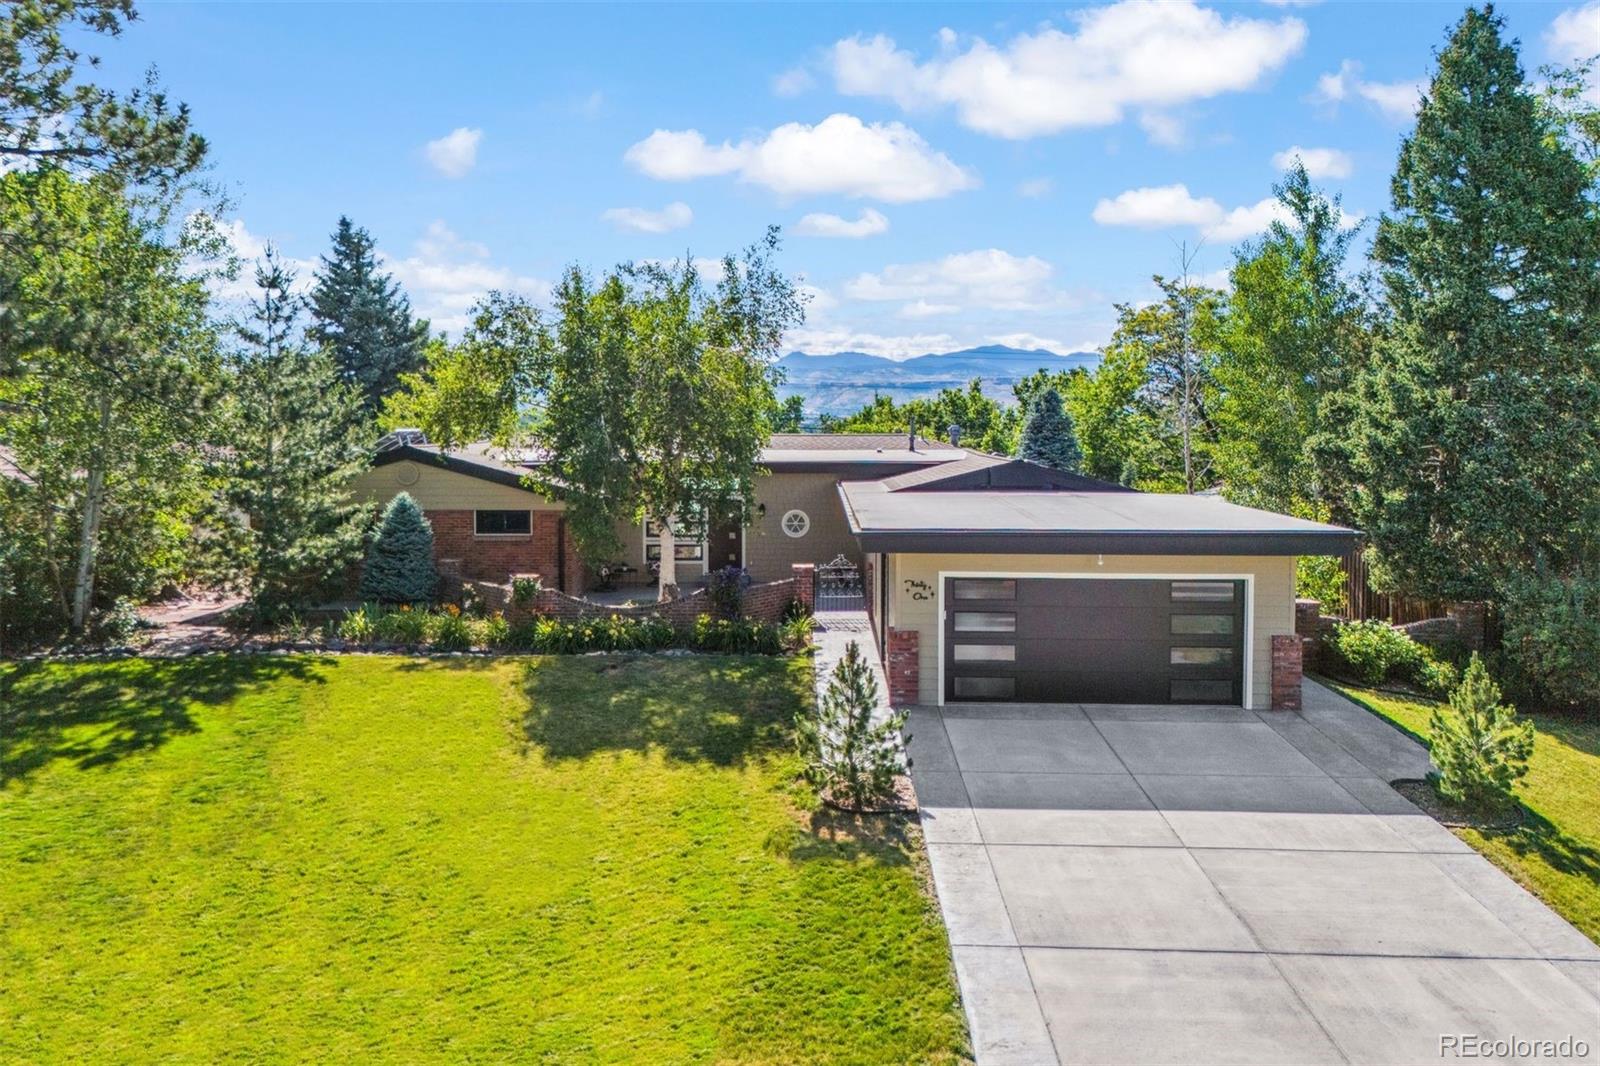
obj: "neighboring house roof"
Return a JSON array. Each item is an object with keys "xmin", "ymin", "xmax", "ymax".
[
  {"xmin": 878, "ymin": 454, "xmax": 1133, "ymax": 493},
  {"xmin": 837, "ymin": 478, "xmax": 1359, "ymax": 556},
  {"xmin": 372, "ymin": 429, "xmax": 971, "ymax": 485},
  {"xmin": 372, "ymin": 437, "xmax": 544, "ymax": 493}
]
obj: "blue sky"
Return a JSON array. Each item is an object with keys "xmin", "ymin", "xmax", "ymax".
[{"xmin": 91, "ymin": 1, "xmax": 1599, "ymax": 355}]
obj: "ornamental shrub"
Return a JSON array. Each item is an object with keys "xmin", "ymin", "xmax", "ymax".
[
  {"xmin": 1498, "ymin": 570, "xmax": 1600, "ymax": 712},
  {"xmin": 1326, "ymin": 620, "xmax": 1425, "ymax": 685},
  {"xmin": 1429, "ymin": 654, "xmax": 1535, "ymax": 812},
  {"xmin": 706, "ymin": 566, "xmax": 752, "ymax": 619},
  {"xmin": 360, "ymin": 492, "xmax": 437, "ymax": 604},
  {"xmin": 795, "ymin": 640, "xmax": 907, "ymax": 810}
]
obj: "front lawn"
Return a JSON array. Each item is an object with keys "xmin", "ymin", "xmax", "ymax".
[
  {"xmin": 0, "ymin": 654, "xmax": 968, "ymax": 1063},
  {"xmin": 1324, "ymin": 679, "xmax": 1600, "ymax": 944}
]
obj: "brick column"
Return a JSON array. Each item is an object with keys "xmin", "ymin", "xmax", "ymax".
[
  {"xmin": 1270, "ymin": 634, "xmax": 1303, "ymax": 711},
  {"xmin": 1447, "ymin": 602, "xmax": 1486, "ymax": 651},
  {"xmin": 791, "ymin": 563, "xmax": 815, "ymax": 611},
  {"xmin": 886, "ymin": 627, "xmax": 919, "ymax": 706}
]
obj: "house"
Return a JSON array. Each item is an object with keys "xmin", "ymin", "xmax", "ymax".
[
  {"xmin": 349, "ymin": 430, "xmax": 1358, "ymax": 711},
  {"xmin": 347, "ymin": 430, "xmax": 963, "ymax": 590}
]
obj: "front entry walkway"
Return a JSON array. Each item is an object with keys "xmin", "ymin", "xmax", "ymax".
[{"xmin": 907, "ymin": 680, "xmax": 1600, "ymax": 1065}]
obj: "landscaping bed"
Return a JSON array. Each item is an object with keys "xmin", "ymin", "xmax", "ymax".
[{"xmin": 0, "ymin": 654, "xmax": 967, "ymax": 1063}]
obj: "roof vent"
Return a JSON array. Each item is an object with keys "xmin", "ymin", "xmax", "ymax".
[
  {"xmin": 948, "ymin": 424, "xmax": 962, "ymax": 448},
  {"xmin": 907, "ymin": 415, "xmax": 917, "ymax": 452},
  {"xmin": 377, "ymin": 428, "xmax": 429, "ymax": 451}
]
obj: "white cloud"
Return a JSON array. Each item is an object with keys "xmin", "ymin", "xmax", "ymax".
[
  {"xmin": 1314, "ymin": 60, "xmax": 1424, "ymax": 120},
  {"xmin": 624, "ymin": 113, "xmax": 977, "ymax": 203},
  {"xmin": 773, "ymin": 66, "xmax": 814, "ymax": 96},
  {"xmin": 1091, "ymin": 184, "xmax": 1222, "ymax": 228},
  {"xmin": 794, "ymin": 207, "xmax": 890, "ymax": 238},
  {"xmin": 205, "ymin": 219, "xmax": 319, "ymax": 301},
  {"xmin": 784, "ymin": 327, "xmax": 961, "ymax": 360},
  {"xmin": 990, "ymin": 331, "xmax": 1068, "ymax": 352},
  {"xmin": 798, "ymin": 282, "xmax": 837, "ymax": 313},
  {"xmin": 601, "ymin": 201, "xmax": 693, "ymax": 234},
  {"xmin": 1138, "ymin": 111, "xmax": 1188, "ymax": 148},
  {"xmin": 1272, "ymin": 145, "xmax": 1353, "ymax": 179},
  {"xmin": 899, "ymin": 299, "xmax": 960, "ymax": 318},
  {"xmin": 1017, "ymin": 177, "xmax": 1054, "ymax": 198},
  {"xmin": 424, "ymin": 127, "xmax": 483, "ymax": 178},
  {"xmin": 381, "ymin": 221, "xmax": 550, "ymax": 335},
  {"xmin": 843, "ymin": 248, "xmax": 1062, "ymax": 311},
  {"xmin": 828, "ymin": 1, "xmax": 1306, "ymax": 139},
  {"xmin": 1547, "ymin": 2, "xmax": 1600, "ymax": 61},
  {"xmin": 1093, "ymin": 185, "xmax": 1362, "ymax": 241},
  {"xmin": 575, "ymin": 91, "xmax": 605, "ymax": 119}
]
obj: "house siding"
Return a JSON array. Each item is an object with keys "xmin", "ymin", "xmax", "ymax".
[
  {"xmin": 349, "ymin": 461, "xmax": 561, "ymax": 513},
  {"xmin": 745, "ymin": 471, "xmax": 859, "ymax": 581},
  {"xmin": 884, "ymin": 553, "xmax": 1296, "ymax": 710}
]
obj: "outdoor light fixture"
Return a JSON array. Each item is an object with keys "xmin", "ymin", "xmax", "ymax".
[
  {"xmin": 1097, "ymin": 553, "xmax": 1104, "ymax": 566},
  {"xmin": 756, "ymin": 503, "xmax": 767, "ymax": 519}
]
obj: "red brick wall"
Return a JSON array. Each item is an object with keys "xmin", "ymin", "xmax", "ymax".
[
  {"xmin": 886, "ymin": 627, "xmax": 919, "ymax": 707},
  {"xmin": 1271, "ymin": 634, "xmax": 1303, "ymax": 711},
  {"xmin": 425, "ymin": 509, "xmax": 566, "ymax": 588},
  {"xmin": 791, "ymin": 563, "xmax": 815, "ymax": 612}
]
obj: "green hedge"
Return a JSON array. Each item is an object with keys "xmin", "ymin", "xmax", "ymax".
[
  {"xmin": 1322, "ymin": 619, "xmax": 1459, "ymax": 697},
  {"xmin": 330, "ymin": 604, "xmax": 797, "ymax": 656}
]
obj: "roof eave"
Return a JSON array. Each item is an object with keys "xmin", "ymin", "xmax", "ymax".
[{"xmin": 848, "ymin": 528, "xmax": 1360, "ymax": 557}]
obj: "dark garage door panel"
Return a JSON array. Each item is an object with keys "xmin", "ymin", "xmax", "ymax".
[{"xmin": 944, "ymin": 577, "xmax": 1245, "ymax": 705}]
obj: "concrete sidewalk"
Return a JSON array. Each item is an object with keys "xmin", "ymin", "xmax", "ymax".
[{"xmin": 907, "ymin": 679, "xmax": 1600, "ymax": 1066}]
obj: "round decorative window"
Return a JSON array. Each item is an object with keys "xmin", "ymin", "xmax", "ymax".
[
  {"xmin": 395, "ymin": 461, "xmax": 420, "ymax": 486},
  {"xmin": 780, "ymin": 509, "xmax": 810, "ymax": 538}
]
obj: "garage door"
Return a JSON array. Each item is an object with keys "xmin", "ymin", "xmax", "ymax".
[{"xmin": 942, "ymin": 577, "xmax": 1245, "ymax": 704}]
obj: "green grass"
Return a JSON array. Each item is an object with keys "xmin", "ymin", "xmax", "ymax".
[
  {"xmin": 1, "ymin": 654, "xmax": 969, "ymax": 1064},
  {"xmin": 1324, "ymin": 679, "xmax": 1600, "ymax": 945}
]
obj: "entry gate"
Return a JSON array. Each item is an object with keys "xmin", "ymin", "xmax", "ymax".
[{"xmin": 815, "ymin": 554, "xmax": 864, "ymax": 611}]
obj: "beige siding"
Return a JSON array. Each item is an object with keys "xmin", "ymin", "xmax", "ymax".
[
  {"xmin": 885, "ymin": 553, "xmax": 1296, "ymax": 709},
  {"xmin": 349, "ymin": 461, "xmax": 562, "ymax": 512},
  {"xmin": 745, "ymin": 472, "xmax": 858, "ymax": 581}
]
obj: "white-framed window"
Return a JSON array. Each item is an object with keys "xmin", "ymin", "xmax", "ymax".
[
  {"xmin": 780, "ymin": 509, "xmax": 810, "ymax": 538},
  {"xmin": 474, "ymin": 509, "xmax": 531, "ymax": 535},
  {"xmin": 644, "ymin": 514, "xmax": 706, "ymax": 563}
]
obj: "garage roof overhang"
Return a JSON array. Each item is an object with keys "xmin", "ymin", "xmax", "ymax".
[{"xmin": 838, "ymin": 482, "xmax": 1360, "ymax": 557}]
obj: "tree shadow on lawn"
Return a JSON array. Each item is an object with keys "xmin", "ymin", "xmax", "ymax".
[
  {"xmin": 0, "ymin": 654, "xmax": 327, "ymax": 785},
  {"xmin": 1482, "ymin": 808, "xmax": 1600, "ymax": 886},
  {"xmin": 518, "ymin": 654, "xmax": 799, "ymax": 768},
  {"xmin": 778, "ymin": 807, "xmax": 918, "ymax": 868}
]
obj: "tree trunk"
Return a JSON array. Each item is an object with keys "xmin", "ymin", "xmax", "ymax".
[
  {"xmin": 656, "ymin": 517, "xmax": 678, "ymax": 600},
  {"xmin": 70, "ymin": 395, "xmax": 113, "ymax": 633}
]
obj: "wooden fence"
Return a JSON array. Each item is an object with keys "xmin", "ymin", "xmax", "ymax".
[{"xmin": 1340, "ymin": 549, "xmax": 1445, "ymax": 624}]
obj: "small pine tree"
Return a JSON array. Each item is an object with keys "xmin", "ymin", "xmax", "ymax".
[
  {"xmin": 1018, "ymin": 387, "xmax": 1082, "ymax": 472},
  {"xmin": 796, "ymin": 641, "xmax": 908, "ymax": 810},
  {"xmin": 360, "ymin": 492, "xmax": 438, "ymax": 603},
  {"xmin": 1429, "ymin": 654, "xmax": 1535, "ymax": 812},
  {"xmin": 220, "ymin": 249, "xmax": 371, "ymax": 617},
  {"xmin": 309, "ymin": 217, "xmax": 429, "ymax": 415}
]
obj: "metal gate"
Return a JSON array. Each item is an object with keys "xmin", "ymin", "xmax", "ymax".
[{"xmin": 815, "ymin": 554, "xmax": 864, "ymax": 611}]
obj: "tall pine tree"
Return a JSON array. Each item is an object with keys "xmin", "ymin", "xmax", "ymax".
[
  {"xmin": 218, "ymin": 248, "xmax": 370, "ymax": 616},
  {"xmin": 308, "ymin": 217, "xmax": 429, "ymax": 415},
  {"xmin": 1018, "ymin": 387, "xmax": 1082, "ymax": 472},
  {"xmin": 1322, "ymin": 6, "xmax": 1600, "ymax": 602}
]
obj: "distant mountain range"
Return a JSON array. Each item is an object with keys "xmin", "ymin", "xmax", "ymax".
[{"xmin": 776, "ymin": 344, "xmax": 1100, "ymax": 416}]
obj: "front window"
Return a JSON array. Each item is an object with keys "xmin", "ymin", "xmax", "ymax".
[
  {"xmin": 644, "ymin": 512, "xmax": 706, "ymax": 564},
  {"xmin": 475, "ymin": 510, "xmax": 531, "ymax": 535}
]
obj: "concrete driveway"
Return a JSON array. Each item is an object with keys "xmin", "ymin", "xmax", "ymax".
[{"xmin": 907, "ymin": 680, "xmax": 1600, "ymax": 1065}]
